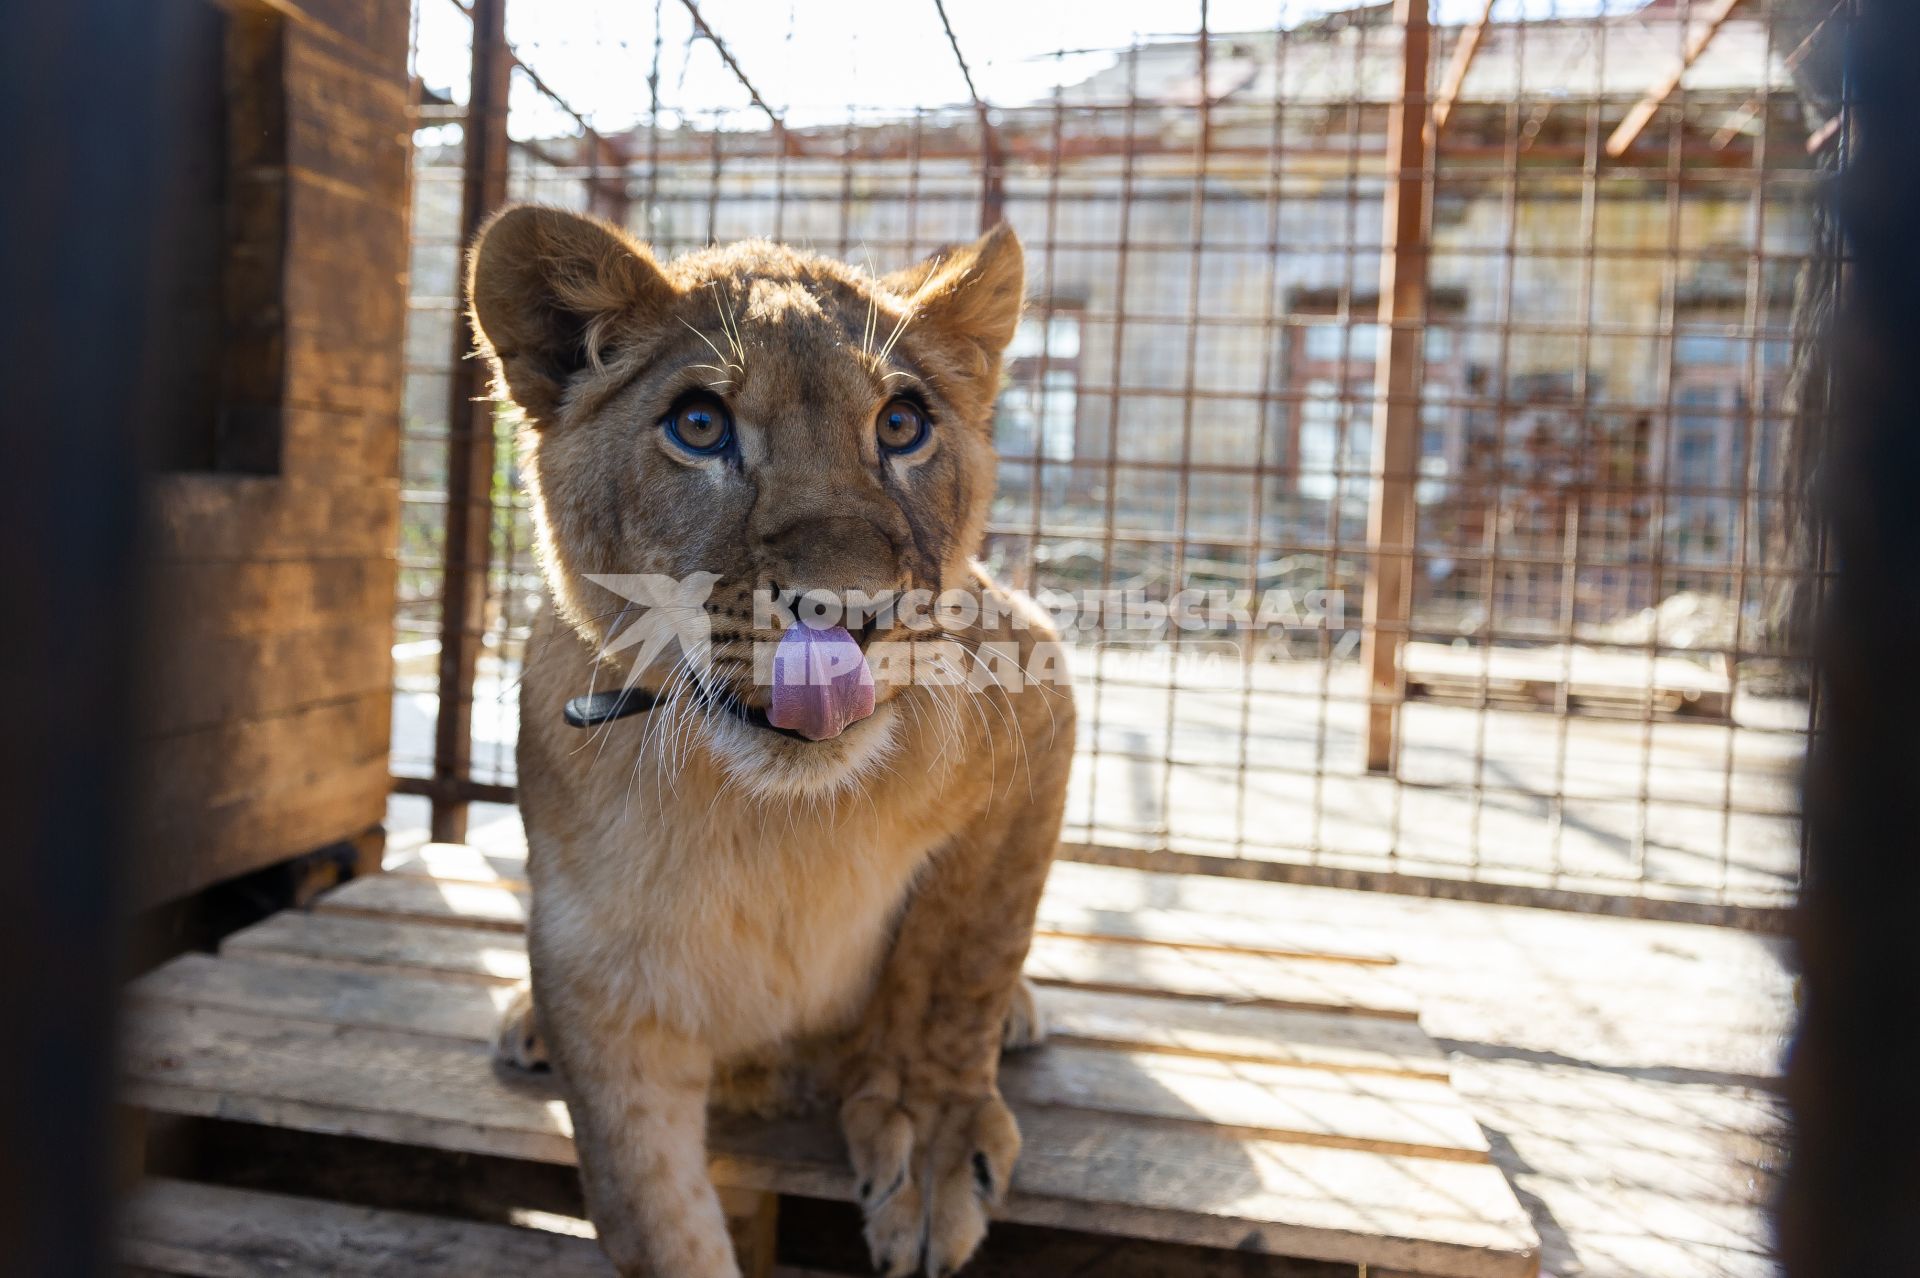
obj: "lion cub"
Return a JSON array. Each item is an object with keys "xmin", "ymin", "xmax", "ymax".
[{"xmin": 467, "ymin": 206, "xmax": 1074, "ymax": 1278}]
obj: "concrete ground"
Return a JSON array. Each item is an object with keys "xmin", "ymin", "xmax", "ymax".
[{"xmin": 387, "ymin": 797, "xmax": 1791, "ymax": 1278}]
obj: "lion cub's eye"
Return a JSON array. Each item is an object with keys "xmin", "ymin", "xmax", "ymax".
[
  {"xmin": 876, "ymin": 398, "xmax": 931, "ymax": 455},
  {"xmin": 662, "ymin": 392, "xmax": 733, "ymax": 456}
]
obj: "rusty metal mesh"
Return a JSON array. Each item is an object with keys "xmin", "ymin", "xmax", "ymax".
[{"xmin": 394, "ymin": 0, "xmax": 1843, "ymax": 921}]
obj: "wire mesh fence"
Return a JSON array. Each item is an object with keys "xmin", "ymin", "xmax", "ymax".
[{"xmin": 392, "ymin": 0, "xmax": 1842, "ymax": 923}]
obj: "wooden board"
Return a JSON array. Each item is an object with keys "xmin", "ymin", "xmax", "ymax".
[
  {"xmin": 122, "ymin": 1177, "xmax": 617, "ymax": 1277},
  {"xmin": 1025, "ymin": 935, "xmax": 1416, "ymax": 1019},
  {"xmin": 145, "ymin": 617, "xmax": 393, "ymax": 737},
  {"xmin": 138, "ymin": 691, "xmax": 389, "ymax": 812},
  {"xmin": 1026, "ymin": 985, "xmax": 1445, "ymax": 1079},
  {"xmin": 133, "ymin": 756, "xmax": 391, "ymax": 910},
  {"xmin": 225, "ymin": 909, "xmax": 535, "ymax": 983},
  {"xmin": 146, "ymin": 558, "xmax": 398, "ymax": 641},
  {"xmin": 144, "ymin": 474, "xmax": 401, "ymax": 564}
]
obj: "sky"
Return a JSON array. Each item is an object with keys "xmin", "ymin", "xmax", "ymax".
[{"xmin": 412, "ymin": 0, "xmax": 1647, "ymax": 138}]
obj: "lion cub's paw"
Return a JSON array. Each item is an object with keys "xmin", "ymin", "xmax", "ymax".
[
  {"xmin": 493, "ymin": 985, "xmax": 551, "ymax": 1073},
  {"xmin": 843, "ymin": 1089, "xmax": 1020, "ymax": 1277},
  {"xmin": 1000, "ymin": 977, "xmax": 1048, "ymax": 1053}
]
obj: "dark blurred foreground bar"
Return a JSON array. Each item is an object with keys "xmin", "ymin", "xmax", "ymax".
[
  {"xmin": 1784, "ymin": 0, "xmax": 1920, "ymax": 1272},
  {"xmin": 0, "ymin": 1, "xmax": 164, "ymax": 1275}
]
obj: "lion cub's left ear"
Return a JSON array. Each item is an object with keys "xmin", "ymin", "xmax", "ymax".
[
  {"xmin": 467, "ymin": 205, "xmax": 677, "ymax": 424},
  {"xmin": 893, "ymin": 223, "xmax": 1026, "ymax": 379}
]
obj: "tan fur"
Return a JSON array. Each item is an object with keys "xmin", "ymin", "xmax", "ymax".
[{"xmin": 468, "ymin": 206, "xmax": 1074, "ymax": 1278}]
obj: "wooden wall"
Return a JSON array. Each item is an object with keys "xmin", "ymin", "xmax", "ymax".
[{"xmin": 133, "ymin": 0, "xmax": 411, "ymax": 908}]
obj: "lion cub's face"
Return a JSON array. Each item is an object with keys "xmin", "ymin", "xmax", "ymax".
[{"xmin": 469, "ymin": 207, "xmax": 1025, "ymax": 794}]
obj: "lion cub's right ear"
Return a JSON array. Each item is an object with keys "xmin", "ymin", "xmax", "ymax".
[{"xmin": 467, "ymin": 205, "xmax": 676, "ymax": 424}]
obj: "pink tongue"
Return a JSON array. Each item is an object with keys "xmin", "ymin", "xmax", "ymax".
[{"xmin": 768, "ymin": 622, "xmax": 875, "ymax": 741}]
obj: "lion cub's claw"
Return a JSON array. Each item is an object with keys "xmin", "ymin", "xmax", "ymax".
[
  {"xmin": 493, "ymin": 985, "xmax": 551, "ymax": 1073},
  {"xmin": 844, "ymin": 1091, "xmax": 1019, "ymax": 1277},
  {"xmin": 1000, "ymin": 978, "xmax": 1048, "ymax": 1053}
]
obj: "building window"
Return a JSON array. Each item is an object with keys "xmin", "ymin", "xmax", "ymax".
[
  {"xmin": 1674, "ymin": 331, "xmax": 1745, "ymax": 367},
  {"xmin": 998, "ymin": 307, "xmax": 1081, "ymax": 463},
  {"xmin": 1303, "ymin": 322, "xmax": 1382, "ymax": 362}
]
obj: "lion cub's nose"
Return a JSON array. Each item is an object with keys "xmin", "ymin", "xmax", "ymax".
[
  {"xmin": 767, "ymin": 621, "xmax": 876, "ymax": 741},
  {"xmin": 762, "ymin": 514, "xmax": 900, "ymax": 602}
]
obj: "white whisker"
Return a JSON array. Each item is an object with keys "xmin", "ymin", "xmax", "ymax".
[{"xmin": 678, "ymin": 318, "xmax": 740, "ymax": 375}]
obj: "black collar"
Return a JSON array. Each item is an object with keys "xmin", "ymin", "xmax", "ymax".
[{"xmin": 563, "ymin": 681, "xmax": 815, "ymax": 743}]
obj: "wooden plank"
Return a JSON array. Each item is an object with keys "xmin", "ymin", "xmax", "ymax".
[
  {"xmin": 280, "ymin": 405, "xmax": 402, "ymax": 480},
  {"xmin": 386, "ymin": 847, "xmax": 1397, "ymax": 966},
  {"xmin": 1026, "ymin": 935, "xmax": 1418, "ymax": 1020},
  {"xmin": 314, "ymin": 872, "xmax": 529, "ymax": 930},
  {"xmin": 1000, "ymin": 1048, "xmax": 1487, "ymax": 1161},
  {"xmin": 225, "ymin": 910, "xmax": 533, "ymax": 983},
  {"xmin": 990, "ymin": 1108, "xmax": 1533, "ymax": 1274},
  {"xmin": 277, "ymin": 148, "xmax": 411, "ymax": 429},
  {"xmin": 284, "ymin": 251, "xmax": 406, "ymax": 360},
  {"xmin": 136, "ymin": 950, "xmax": 522, "ymax": 1042},
  {"xmin": 122, "ymin": 1177, "xmax": 617, "ymax": 1277},
  {"xmin": 1037, "ymin": 985, "xmax": 1444, "ymax": 1079},
  {"xmin": 144, "ymin": 474, "xmax": 400, "ymax": 563},
  {"xmin": 143, "ymin": 618, "xmax": 393, "ymax": 737},
  {"xmin": 220, "ymin": 913, "xmax": 1446, "ymax": 1077},
  {"xmin": 720, "ymin": 1185, "xmax": 778, "ymax": 1278},
  {"xmin": 133, "ymin": 696, "xmax": 390, "ymax": 894},
  {"xmin": 138, "ymin": 691, "xmax": 387, "ymax": 807},
  {"xmin": 284, "ymin": 308, "xmax": 406, "ymax": 417},
  {"xmin": 281, "ymin": 177, "xmax": 409, "ymax": 336},
  {"xmin": 132, "ymin": 755, "xmax": 390, "ymax": 908},
  {"xmin": 1036, "ymin": 903, "xmax": 1393, "ymax": 966},
  {"xmin": 292, "ymin": 0, "xmax": 413, "ymax": 66},
  {"xmin": 283, "ymin": 23, "xmax": 410, "ymax": 201},
  {"xmin": 1605, "ymin": 0, "xmax": 1746, "ymax": 157},
  {"xmin": 310, "ymin": 875, "xmax": 1418, "ymax": 1018},
  {"xmin": 132, "ymin": 955, "xmax": 1476, "ymax": 1157},
  {"xmin": 122, "ymin": 1003, "xmax": 1538, "ymax": 1276},
  {"xmin": 1430, "ymin": 0, "xmax": 1494, "ymax": 133},
  {"xmin": 145, "ymin": 558, "xmax": 397, "ymax": 641}
]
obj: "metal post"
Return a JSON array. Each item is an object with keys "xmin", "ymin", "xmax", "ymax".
[
  {"xmin": 1360, "ymin": 0, "xmax": 1432, "ymax": 774},
  {"xmin": 430, "ymin": 0, "xmax": 511, "ymax": 843}
]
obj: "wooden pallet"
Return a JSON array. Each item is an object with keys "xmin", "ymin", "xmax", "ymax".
[
  {"xmin": 122, "ymin": 849, "xmax": 1540, "ymax": 1277},
  {"xmin": 1402, "ymin": 640, "xmax": 1732, "ymax": 721}
]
